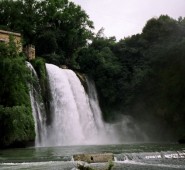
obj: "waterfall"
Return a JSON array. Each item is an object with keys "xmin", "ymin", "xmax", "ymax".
[
  {"xmin": 26, "ymin": 62, "xmax": 47, "ymax": 146},
  {"xmin": 86, "ymin": 77, "xmax": 104, "ymax": 130},
  {"xmin": 45, "ymin": 64, "xmax": 109, "ymax": 146},
  {"xmin": 28, "ymin": 62, "xmax": 147, "ymax": 146}
]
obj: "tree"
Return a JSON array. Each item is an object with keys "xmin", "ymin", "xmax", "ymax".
[
  {"xmin": 57, "ymin": 1, "xmax": 94, "ymax": 64},
  {"xmin": 0, "ymin": 0, "xmax": 94, "ymax": 65},
  {"xmin": 142, "ymin": 15, "xmax": 177, "ymax": 43}
]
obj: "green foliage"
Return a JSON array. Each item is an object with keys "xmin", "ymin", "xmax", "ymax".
[
  {"xmin": 0, "ymin": 57, "xmax": 30, "ymax": 106},
  {"xmin": 0, "ymin": 0, "xmax": 94, "ymax": 66},
  {"xmin": 30, "ymin": 58, "xmax": 50, "ymax": 116},
  {"xmin": 0, "ymin": 38, "xmax": 35, "ymax": 148},
  {"xmin": 77, "ymin": 36, "xmax": 122, "ymax": 108},
  {"xmin": 132, "ymin": 38, "xmax": 185, "ymax": 138},
  {"xmin": 142, "ymin": 15, "xmax": 177, "ymax": 43},
  {"xmin": 77, "ymin": 164, "xmax": 95, "ymax": 170},
  {"xmin": 30, "ymin": 58, "xmax": 47, "ymax": 87},
  {"xmin": 0, "ymin": 40, "xmax": 30, "ymax": 107},
  {"xmin": 0, "ymin": 105, "xmax": 35, "ymax": 147},
  {"xmin": 30, "ymin": 58, "xmax": 47, "ymax": 100},
  {"xmin": 0, "ymin": 35, "xmax": 21, "ymax": 58},
  {"xmin": 0, "ymin": 41, "xmax": 8, "ymax": 56},
  {"xmin": 107, "ymin": 160, "xmax": 114, "ymax": 170},
  {"xmin": 36, "ymin": 31, "xmax": 58, "ymax": 56},
  {"xmin": 123, "ymin": 16, "xmax": 185, "ymax": 139},
  {"xmin": 78, "ymin": 15, "xmax": 185, "ymax": 140}
]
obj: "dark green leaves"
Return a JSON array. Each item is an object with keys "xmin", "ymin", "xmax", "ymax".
[{"xmin": 0, "ymin": 105, "xmax": 35, "ymax": 147}]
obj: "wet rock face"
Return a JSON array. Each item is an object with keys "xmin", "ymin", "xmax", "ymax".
[{"xmin": 73, "ymin": 153, "xmax": 114, "ymax": 163}]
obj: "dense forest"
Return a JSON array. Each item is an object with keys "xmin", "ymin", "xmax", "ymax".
[{"xmin": 0, "ymin": 0, "xmax": 185, "ymax": 147}]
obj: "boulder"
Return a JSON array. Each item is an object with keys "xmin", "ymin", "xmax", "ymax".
[{"xmin": 73, "ymin": 153, "xmax": 114, "ymax": 163}]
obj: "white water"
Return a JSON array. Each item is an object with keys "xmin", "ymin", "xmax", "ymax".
[
  {"xmin": 86, "ymin": 77, "xmax": 104, "ymax": 130},
  {"xmin": 28, "ymin": 63, "xmax": 147, "ymax": 146},
  {"xmin": 26, "ymin": 62, "xmax": 47, "ymax": 146},
  {"xmin": 45, "ymin": 64, "xmax": 109, "ymax": 146}
]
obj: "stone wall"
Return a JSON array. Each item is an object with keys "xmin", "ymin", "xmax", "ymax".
[
  {"xmin": 24, "ymin": 45, "xmax": 35, "ymax": 60},
  {"xmin": 0, "ymin": 30, "xmax": 22, "ymax": 52}
]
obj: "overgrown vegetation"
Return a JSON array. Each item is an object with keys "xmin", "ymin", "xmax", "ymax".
[
  {"xmin": 30, "ymin": 58, "xmax": 48, "ymax": 105},
  {"xmin": 0, "ymin": 38, "xmax": 35, "ymax": 148},
  {"xmin": 0, "ymin": 106, "xmax": 35, "ymax": 147}
]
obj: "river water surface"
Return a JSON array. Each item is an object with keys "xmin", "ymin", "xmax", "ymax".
[{"xmin": 1, "ymin": 143, "xmax": 185, "ymax": 170}]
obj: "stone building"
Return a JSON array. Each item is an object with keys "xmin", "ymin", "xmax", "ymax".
[
  {"xmin": 0, "ymin": 29, "xmax": 22, "ymax": 52},
  {"xmin": 0, "ymin": 29, "xmax": 35, "ymax": 60},
  {"xmin": 24, "ymin": 44, "xmax": 35, "ymax": 60}
]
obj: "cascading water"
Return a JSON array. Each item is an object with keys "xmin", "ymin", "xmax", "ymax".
[
  {"xmin": 45, "ymin": 64, "xmax": 108, "ymax": 146},
  {"xmin": 28, "ymin": 63, "xmax": 146, "ymax": 147},
  {"xmin": 26, "ymin": 62, "xmax": 47, "ymax": 146},
  {"xmin": 86, "ymin": 77, "xmax": 104, "ymax": 130}
]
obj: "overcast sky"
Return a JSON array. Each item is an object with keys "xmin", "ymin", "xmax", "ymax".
[{"xmin": 71, "ymin": 0, "xmax": 185, "ymax": 40}]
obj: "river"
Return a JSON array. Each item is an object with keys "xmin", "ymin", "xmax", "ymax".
[{"xmin": 1, "ymin": 143, "xmax": 185, "ymax": 169}]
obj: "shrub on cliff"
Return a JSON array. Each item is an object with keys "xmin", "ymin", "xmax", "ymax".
[
  {"xmin": 0, "ymin": 106, "xmax": 35, "ymax": 148},
  {"xmin": 0, "ymin": 39, "xmax": 35, "ymax": 148}
]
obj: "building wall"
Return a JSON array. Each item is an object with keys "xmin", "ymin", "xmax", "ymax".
[
  {"xmin": 0, "ymin": 30, "xmax": 36, "ymax": 60},
  {"xmin": 24, "ymin": 45, "xmax": 35, "ymax": 60},
  {"xmin": 0, "ymin": 30, "xmax": 22, "ymax": 52}
]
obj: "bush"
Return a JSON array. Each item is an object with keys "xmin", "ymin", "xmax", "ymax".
[{"xmin": 0, "ymin": 105, "xmax": 35, "ymax": 148}]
